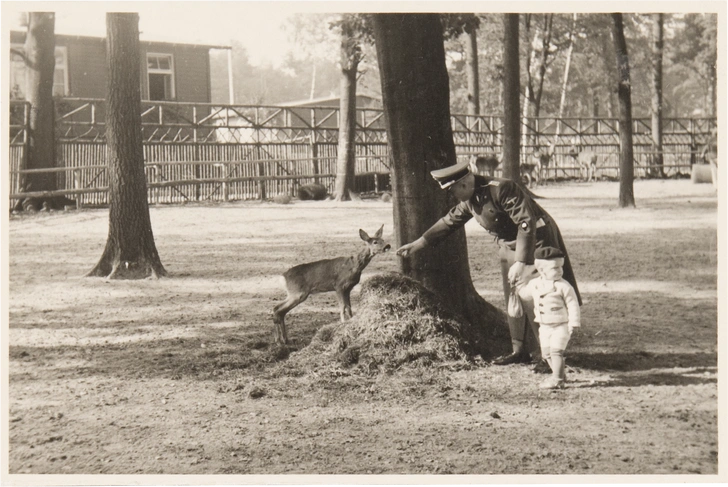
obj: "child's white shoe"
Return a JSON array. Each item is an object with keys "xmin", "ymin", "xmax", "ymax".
[{"xmin": 539, "ymin": 377, "xmax": 565, "ymax": 390}]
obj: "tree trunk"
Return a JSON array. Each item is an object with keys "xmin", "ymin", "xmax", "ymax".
[
  {"xmin": 599, "ymin": 31, "xmax": 616, "ymax": 119},
  {"xmin": 334, "ymin": 28, "xmax": 361, "ymax": 201},
  {"xmin": 521, "ymin": 77, "xmax": 532, "ymax": 149},
  {"xmin": 372, "ymin": 13, "xmax": 507, "ymax": 354},
  {"xmin": 606, "ymin": 97, "xmax": 615, "ymax": 118},
  {"xmin": 464, "ymin": 26, "xmax": 480, "ymax": 115},
  {"xmin": 706, "ymin": 56, "xmax": 718, "ymax": 118},
  {"xmin": 502, "ymin": 14, "xmax": 521, "ymax": 181},
  {"xmin": 610, "ymin": 13, "xmax": 635, "ymax": 208},
  {"xmin": 651, "ymin": 13, "xmax": 664, "ymax": 177},
  {"xmin": 707, "ymin": 59, "xmax": 717, "ymax": 119},
  {"xmin": 555, "ymin": 14, "xmax": 577, "ymax": 140},
  {"xmin": 87, "ymin": 13, "xmax": 167, "ymax": 279},
  {"xmin": 309, "ymin": 63, "xmax": 317, "ymax": 100},
  {"xmin": 532, "ymin": 14, "xmax": 553, "ymax": 118},
  {"xmin": 520, "ymin": 15, "xmax": 534, "ymax": 149},
  {"xmin": 592, "ymin": 89, "xmax": 600, "ymax": 121},
  {"xmin": 19, "ymin": 12, "xmax": 59, "ymax": 211}
]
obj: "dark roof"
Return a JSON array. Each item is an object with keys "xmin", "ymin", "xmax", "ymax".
[
  {"xmin": 277, "ymin": 94, "xmax": 382, "ymax": 108},
  {"xmin": 9, "ymin": 30, "xmax": 230, "ymax": 50}
]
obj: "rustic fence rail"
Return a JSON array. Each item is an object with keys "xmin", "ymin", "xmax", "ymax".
[
  {"xmin": 9, "ymin": 155, "xmax": 392, "ymax": 207},
  {"xmin": 8, "ymin": 99, "xmax": 716, "ymax": 207}
]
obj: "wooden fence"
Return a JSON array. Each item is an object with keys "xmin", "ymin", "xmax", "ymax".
[{"xmin": 8, "ymin": 99, "xmax": 716, "ymax": 207}]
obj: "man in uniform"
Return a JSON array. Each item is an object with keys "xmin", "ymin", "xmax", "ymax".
[{"xmin": 396, "ymin": 160, "xmax": 581, "ymax": 368}]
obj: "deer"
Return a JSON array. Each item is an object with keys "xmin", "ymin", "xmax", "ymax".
[
  {"xmin": 568, "ymin": 145, "xmax": 598, "ymax": 182},
  {"xmin": 272, "ymin": 225, "xmax": 391, "ymax": 344},
  {"xmin": 531, "ymin": 143, "xmax": 556, "ymax": 184}
]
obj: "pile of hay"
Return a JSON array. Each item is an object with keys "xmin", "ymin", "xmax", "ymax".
[{"xmin": 287, "ymin": 273, "xmax": 496, "ymax": 373}]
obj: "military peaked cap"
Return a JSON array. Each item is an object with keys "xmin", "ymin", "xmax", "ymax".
[
  {"xmin": 430, "ymin": 161, "xmax": 471, "ymax": 189},
  {"xmin": 534, "ymin": 246, "xmax": 565, "ymax": 260}
]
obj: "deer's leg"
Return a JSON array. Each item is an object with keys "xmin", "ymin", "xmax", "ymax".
[
  {"xmin": 273, "ymin": 291, "xmax": 309, "ymax": 344},
  {"xmin": 335, "ymin": 287, "xmax": 353, "ymax": 322},
  {"xmin": 342, "ymin": 288, "xmax": 353, "ymax": 320}
]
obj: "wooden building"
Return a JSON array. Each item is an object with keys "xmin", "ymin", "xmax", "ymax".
[
  {"xmin": 9, "ymin": 30, "xmax": 227, "ymax": 103},
  {"xmin": 277, "ymin": 95, "xmax": 384, "ymax": 129}
]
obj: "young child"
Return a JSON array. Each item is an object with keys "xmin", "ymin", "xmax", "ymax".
[{"xmin": 518, "ymin": 246, "xmax": 581, "ymax": 389}]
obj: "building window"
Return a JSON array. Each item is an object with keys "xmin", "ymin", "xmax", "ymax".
[
  {"xmin": 53, "ymin": 47, "xmax": 69, "ymax": 97},
  {"xmin": 147, "ymin": 53, "xmax": 175, "ymax": 101},
  {"xmin": 9, "ymin": 44, "xmax": 69, "ymax": 99},
  {"xmin": 9, "ymin": 45, "xmax": 26, "ymax": 100}
]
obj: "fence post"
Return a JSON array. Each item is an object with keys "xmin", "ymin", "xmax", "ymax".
[
  {"xmin": 689, "ymin": 118, "xmax": 697, "ymax": 166},
  {"xmin": 255, "ymin": 107, "xmax": 266, "ymax": 201},
  {"xmin": 221, "ymin": 163, "xmax": 228, "ymax": 202},
  {"xmin": 73, "ymin": 169, "xmax": 83, "ymax": 209},
  {"xmin": 574, "ymin": 119, "xmax": 584, "ymax": 179},
  {"xmin": 154, "ymin": 164, "xmax": 160, "ymax": 205},
  {"xmin": 193, "ymin": 106, "xmax": 198, "ymax": 144},
  {"xmin": 20, "ymin": 103, "xmax": 30, "ymax": 199},
  {"xmin": 310, "ymin": 108, "xmax": 319, "ymax": 185}
]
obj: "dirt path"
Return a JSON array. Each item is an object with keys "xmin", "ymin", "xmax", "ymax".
[{"xmin": 5, "ymin": 179, "xmax": 720, "ymax": 477}]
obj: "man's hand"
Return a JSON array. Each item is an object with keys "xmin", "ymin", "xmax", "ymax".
[
  {"xmin": 508, "ymin": 261, "xmax": 526, "ymax": 285},
  {"xmin": 569, "ymin": 326, "xmax": 581, "ymax": 338},
  {"xmin": 396, "ymin": 238, "xmax": 426, "ymax": 257}
]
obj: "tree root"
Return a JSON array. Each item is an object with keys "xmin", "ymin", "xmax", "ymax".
[{"xmin": 86, "ymin": 258, "xmax": 167, "ymax": 280}]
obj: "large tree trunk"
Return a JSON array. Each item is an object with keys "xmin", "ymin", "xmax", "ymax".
[
  {"xmin": 334, "ymin": 26, "xmax": 360, "ymax": 201},
  {"xmin": 464, "ymin": 25, "xmax": 480, "ymax": 115},
  {"xmin": 651, "ymin": 13, "xmax": 664, "ymax": 178},
  {"xmin": 372, "ymin": 13, "xmax": 507, "ymax": 353},
  {"xmin": 502, "ymin": 14, "xmax": 521, "ymax": 180},
  {"xmin": 19, "ymin": 12, "xmax": 59, "ymax": 211},
  {"xmin": 87, "ymin": 13, "xmax": 166, "ymax": 279},
  {"xmin": 611, "ymin": 13, "xmax": 636, "ymax": 208}
]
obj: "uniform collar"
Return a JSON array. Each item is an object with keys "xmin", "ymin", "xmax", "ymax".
[{"xmin": 472, "ymin": 175, "xmax": 491, "ymax": 205}]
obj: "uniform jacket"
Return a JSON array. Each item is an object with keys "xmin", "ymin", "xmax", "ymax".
[
  {"xmin": 422, "ymin": 175, "xmax": 582, "ymax": 304},
  {"xmin": 520, "ymin": 277, "xmax": 581, "ymax": 328}
]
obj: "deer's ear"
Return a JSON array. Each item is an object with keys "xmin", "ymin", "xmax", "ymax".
[
  {"xmin": 359, "ymin": 229, "xmax": 370, "ymax": 241},
  {"xmin": 374, "ymin": 225, "xmax": 384, "ymax": 239}
]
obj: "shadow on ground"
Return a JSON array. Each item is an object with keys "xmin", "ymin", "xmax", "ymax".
[
  {"xmin": 570, "ymin": 368, "xmax": 717, "ymax": 388},
  {"xmin": 567, "ymin": 351, "xmax": 717, "ymax": 388},
  {"xmin": 569, "ymin": 351, "xmax": 716, "ymax": 371},
  {"xmin": 8, "ymin": 313, "xmax": 329, "ymax": 382}
]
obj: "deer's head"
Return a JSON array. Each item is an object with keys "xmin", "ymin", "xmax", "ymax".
[{"xmin": 360, "ymin": 225, "xmax": 391, "ymax": 256}]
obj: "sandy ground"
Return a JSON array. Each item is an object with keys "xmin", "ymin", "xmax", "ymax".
[{"xmin": 4, "ymin": 179, "xmax": 722, "ymax": 478}]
